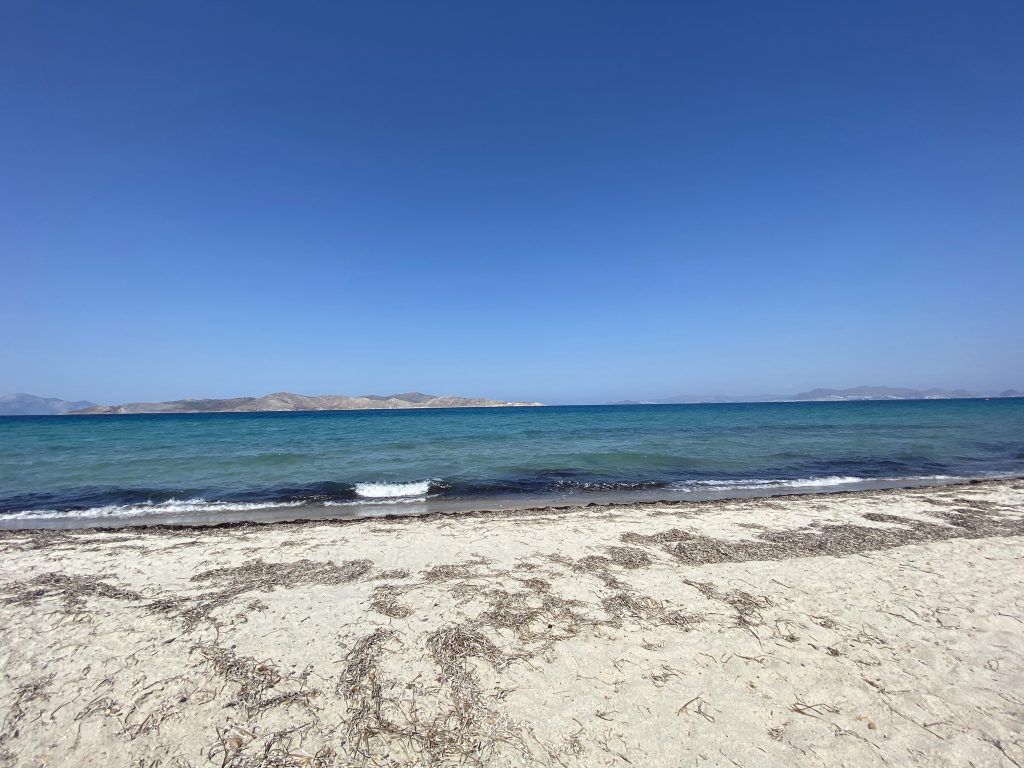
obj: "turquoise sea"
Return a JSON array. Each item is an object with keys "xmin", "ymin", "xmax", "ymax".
[{"xmin": 1, "ymin": 399, "xmax": 1022, "ymax": 528}]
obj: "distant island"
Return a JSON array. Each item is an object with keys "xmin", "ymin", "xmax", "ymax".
[
  {"xmin": 789, "ymin": 386, "xmax": 1023, "ymax": 402},
  {"xmin": 0, "ymin": 393, "xmax": 97, "ymax": 416},
  {"xmin": 610, "ymin": 386, "xmax": 1023, "ymax": 405},
  {"xmin": 3, "ymin": 386, "xmax": 1021, "ymax": 416},
  {"xmin": 63, "ymin": 392, "xmax": 543, "ymax": 415}
]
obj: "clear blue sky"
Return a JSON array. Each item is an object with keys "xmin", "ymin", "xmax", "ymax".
[{"xmin": 3, "ymin": 1, "xmax": 1022, "ymax": 404}]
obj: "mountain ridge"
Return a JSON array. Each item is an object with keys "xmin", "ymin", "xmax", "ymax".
[
  {"xmin": 65, "ymin": 391, "xmax": 543, "ymax": 415},
  {"xmin": 608, "ymin": 386, "xmax": 1024, "ymax": 405},
  {"xmin": 4, "ymin": 386, "xmax": 1020, "ymax": 416}
]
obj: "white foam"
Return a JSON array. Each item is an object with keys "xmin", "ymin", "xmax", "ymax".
[
  {"xmin": 673, "ymin": 474, "xmax": 960, "ymax": 492},
  {"xmin": 354, "ymin": 480, "xmax": 431, "ymax": 499},
  {"xmin": 324, "ymin": 498, "xmax": 425, "ymax": 507},
  {"xmin": 0, "ymin": 498, "xmax": 307, "ymax": 521},
  {"xmin": 694, "ymin": 476, "xmax": 867, "ymax": 489},
  {"xmin": 0, "ymin": 473, "xmax": 990, "ymax": 523}
]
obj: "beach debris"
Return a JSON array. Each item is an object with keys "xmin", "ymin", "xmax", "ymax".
[
  {"xmin": 192, "ymin": 557, "xmax": 374, "ymax": 592},
  {"xmin": 329, "ymin": 624, "xmax": 531, "ymax": 764},
  {"xmin": 368, "ymin": 584, "xmax": 414, "ymax": 618},
  {"xmin": 420, "ymin": 556, "xmax": 491, "ymax": 582},
  {"xmin": 0, "ymin": 674, "xmax": 55, "ymax": 752},
  {"xmin": 374, "ymin": 568, "xmax": 411, "ymax": 581},
  {"xmin": 192, "ymin": 642, "xmax": 318, "ymax": 719},
  {"xmin": 141, "ymin": 557, "xmax": 377, "ymax": 630},
  {"xmin": 604, "ymin": 546, "xmax": 653, "ymax": 569},
  {"xmin": 677, "ymin": 694, "xmax": 716, "ymax": 722},
  {"xmin": 601, "ymin": 591, "xmax": 699, "ymax": 630},
  {"xmin": 2, "ymin": 480, "xmax": 1023, "ymax": 766},
  {"xmin": 0, "ymin": 572, "xmax": 144, "ymax": 611},
  {"xmin": 622, "ymin": 504, "xmax": 1024, "ymax": 567}
]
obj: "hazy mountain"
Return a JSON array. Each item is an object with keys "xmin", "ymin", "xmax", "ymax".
[
  {"xmin": 611, "ymin": 394, "xmax": 779, "ymax": 404},
  {"xmin": 68, "ymin": 392, "xmax": 543, "ymax": 414},
  {"xmin": 608, "ymin": 386, "xmax": 1023, "ymax": 405},
  {"xmin": 790, "ymin": 386, "xmax": 983, "ymax": 401},
  {"xmin": 0, "ymin": 394, "xmax": 97, "ymax": 415}
]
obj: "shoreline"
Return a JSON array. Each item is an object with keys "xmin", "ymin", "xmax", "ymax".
[
  {"xmin": 2, "ymin": 474, "xmax": 1020, "ymax": 532},
  {"xmin": 2, "ymin": 479, "xmax": 1023, "ymax": 766}
]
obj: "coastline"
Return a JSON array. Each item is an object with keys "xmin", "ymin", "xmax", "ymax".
[
  {"xmin": 2, "ymin": 479, "xmax": 1023, "ymax": 766},
  {"xmin": 6, "ymin": 399, "xmax": 1023, "ymax": 530},
  {"xmin": 4, "ymin": 474, "xmax": 1019, "ymax": 531}
]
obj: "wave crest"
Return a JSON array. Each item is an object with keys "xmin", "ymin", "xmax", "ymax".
[
  {"xmin": 671, "ymin": 474, "xmax": 958, "ymax": 492},
  {"xmin": 354, "ymin": 480, "xmax": 432, "ymax": 499},
  {"xmin": 0, "ymin": 497, "xmax": 307, "ymax": 521}
]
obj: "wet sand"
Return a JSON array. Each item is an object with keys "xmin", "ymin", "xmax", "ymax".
[{"xmin": 1, "ymin": 479, "xmax": 1023, "ymax": 766}]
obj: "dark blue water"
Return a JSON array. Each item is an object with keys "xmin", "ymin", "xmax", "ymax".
[{"xmin": 1, "ymin": 400, "xmax": 1022, "ymax": 528}]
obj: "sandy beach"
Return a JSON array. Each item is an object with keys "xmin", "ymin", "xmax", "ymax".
[{"xmin": 1, "ymin": 479, "xmax": 1023, "ymax": 767}]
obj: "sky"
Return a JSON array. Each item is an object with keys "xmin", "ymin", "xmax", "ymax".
[{"xmin": 2, "ymin": 1, "xmax": 1022, "ymax": 405}]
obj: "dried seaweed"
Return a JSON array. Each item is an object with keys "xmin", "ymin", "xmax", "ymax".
[
  {"xmin": 475, "ymin": 586, "xmax": 590, "ymax": 650},
  {"xmin": 368, "ymin": 584, "xmax": 413, "ymax": 619},
  {"xmin": 420, "ymin": 557, "xmax": 490, "ymax": 582},
  {"xmin": 209, "ymin": 726, "xmax": 337, "ymax": 768},
  {"xmin": 337, "ymin": 627, "xmax": 396, "ymax": 698},
  {"xmin": 601, "ymin": 592, "xmax": 699, "ymax": 629},
  {"xmin": 604, "ymin": 546, "xmax": 653, "ymax": 569},
  {"xmin": 514, "ymin": 576, "xmax": 551, "ymax": 592},
  {"xmin": 683, "ymin": 580, "xmax": 773, "ymax": 630},
  {"xmin": 571, "ymin": 555, "xmax": 614, "ymax": 573},
  {"xmin": 193, "ymin": 642, "xmax": 317, "ymax": 719},
  {"xmin": 332, "ymin": 625, "xmax": 529, "ymax": 765},
  {"xmin": 0, "ymin": 674, "xmax": 54, "ymax": 749},
  {"xmin": 1, "ymin": 572, "xmax": 144, "ymax": 610},
  {"xmin": 622, "ymin": 506, "xmax": 1024, "ymax": 567},
  {"xmin": 193, "ymin": 558, "xmax": 373, "ymax": 592},
  {"xmin": 426, "ymin": 623, "xmax": 512, "ymax": 736},
  {"xmin": 374, "ymin": 568, "xmax": 410, "ymax": 581},
  {"xmin": 566, "ymin": 553, "xmax": 631, "ymax": 589},
  {"xmin": 0, "ymin": 530, "xmax": 74, "ymax": 552},
  {"xmin": 142, "ymin": 558, "xmax": 376, "ymax": 629},
  {"xmin": 427, "ymin": 624, "xmax": 506, "ymax": 686},
  {"xmin": 2, "ymin": 479, "xmax": 1022, "ymax": 767}
]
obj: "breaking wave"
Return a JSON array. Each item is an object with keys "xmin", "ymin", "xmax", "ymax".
[
  {"xmin": 666, "ymin": 474, "xmax": 965, "ymax": 492},
  {"xmin": 354, "ymin": 480, "xmax": 432, "ymax": 499},
  {"xmin": 0, "ymin": 473, "xmax": 1012, "ymax": 527},
  {"xmin": 0, "ymin": 498, "xmax": 307, "ymax": 522}
]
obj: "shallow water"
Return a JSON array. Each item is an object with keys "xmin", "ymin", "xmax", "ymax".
[{"xmin": 1, "ymin": 399, "xmax": 1022, "ymax": 528}]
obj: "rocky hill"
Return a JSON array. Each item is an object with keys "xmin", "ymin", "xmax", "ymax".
[{"xmin": 68, "ymin": 392, "xmax": 543, "ymax": 414}]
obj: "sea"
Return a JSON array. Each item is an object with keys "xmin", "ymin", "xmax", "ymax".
[{"xmin": 1, "ymin": 399, "xmax": 1022, "ymax": 529}]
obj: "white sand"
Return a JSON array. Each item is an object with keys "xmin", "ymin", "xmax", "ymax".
[{"xmin": 1, "ymin": 479, "xmax": 1023, "ymax": 767}]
